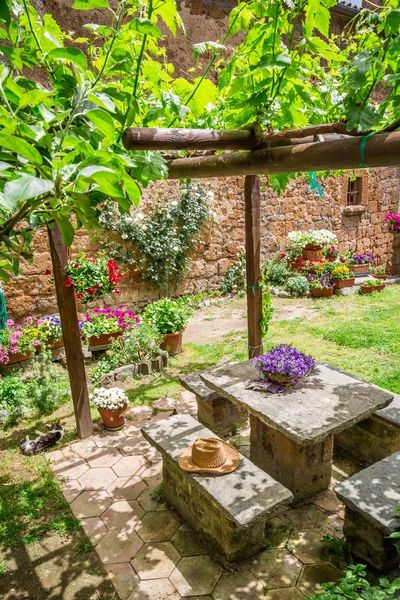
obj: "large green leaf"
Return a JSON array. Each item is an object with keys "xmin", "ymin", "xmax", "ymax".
[
  {"xmin": 72, "ymin": 0, "xmax": 109, "ymax": 9},
  {"xmin": 47, "ymin": 48, "xmax": 88, "ymax": 71},
  {"xmin": 386, "ymin": 9, "xmax": 400, "ymax": 34},
  {"xmin": 347, "ymin": 105, "xmax": 380, "ymax": 132},
  {"xmin": 0, "ymin": 133, "xmax": 42, "ymax": 165},
  {"xmin": 123, "ymin": 175, "xmax": 141, "ymax": 206},
  {"xmin": 55, "ymin": 216, "xmax": 75, "ymax": 246},
  {"xmin": 128, "ymin": 18, "xmax": 162, "ymax": 39},
  {"xmin": 4, "ymin": 176, "xmax": 54, "ymax": 207},
  {"xmin": 19, "ymin": 89, "xmax": 51, "ymax": 110},
  {"xmin": 0, "ymin": 0, "xmax": 11, "ymax": 26},
  {"xmin": 85, "ymin": 109, "xmax": 115, "ymax": 140}
]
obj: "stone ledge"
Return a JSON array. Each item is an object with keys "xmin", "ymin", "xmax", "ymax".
[
  {"xmin": 341, "ymin": 205, "xmax": 367, "ymax": 216},
  {"xmin": 98, "ymin": 351, "xmax": 168, "ymax": 386},
  {"xmin": 180, "ymin": 372, "xmax": 220, "ymax": 402}
]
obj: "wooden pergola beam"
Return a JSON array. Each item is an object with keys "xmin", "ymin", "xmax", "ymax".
[{"xmin": 166, "ymin": 131, "xmax": 400, "ymax": 179}]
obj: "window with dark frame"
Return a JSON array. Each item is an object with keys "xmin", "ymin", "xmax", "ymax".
[{"xmin": 347, "ymin": 177, "xmax": 363, "ymax": 206}]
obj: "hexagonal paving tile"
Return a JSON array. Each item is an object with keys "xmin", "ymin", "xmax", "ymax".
[
  {"xmin": 93, "ymin": 430, "xmax": 127, "ymax": 448},
  {"xmin": 101, "ymin": 500, "xmax": 144, "ymax": 533},
  {"xmin": 78, "ymin": 467, "xmax": 117, "ymax": 491},
  {"xmin": 70, "ymin": 490, "xmax": 112, "ymax": 518},
  {"xmin": 119, "ymin": 436, "xmax": 152, "ymax": 456},
  {"xmin": 137, "ymin": 484, "xmax": 165, "ymax": 512},
  {"xmin": 250, "ymin": 549, "xmax": 302, "ymax": 588},
  {"xmin": 46, "ymin": 449, "xmax": 64, "ymax": 463},
  {"xmin": 53, "ymin": 457, "xmax": 89, "ymax": 480},
  {"xmin": 96, "ymin": 529, "xmax": 143, "ymax": 564},
  {"xmin": 279, "ymin": 503, "xmax": 325, "ymax": 529},
  {"xmin": 171, "ymin": 525, "xmax": 206, "ymax": 557},
  {"xmin": 289, "ymin": 529, "xmax": 328, "ymax": 564},
  {"xmin": 148, "ymin": 411, "xmax": 174, "ymax": 422},
  {"xmin": 153, "ymin": 397, "xmax": 176, "ymax": 411},
  {"xmin": 213, "ymin": 571, "xmax": 265, "ymax": 600},
  {"xmin": 128, "ymin": 578, "xmax": 180, "ymax": 600},
  {"xmin": 297, "ymin": 563, "xmax": 343, "ymax": 597},
  {"xmin": 169, "ymin": 555, "xmax": 222, "ymax": 597},
  {"xmin": 312, "ymin": 490, "xmax": 345, "ymax": 514},
  {"xmin": 107, "ymin": 476, "xmax": 147, "ymax": 501},
  {"xmin": 86, "ymin": 447, "xmax": 122, "ymax": 468},
  {"xmin": 113, "ymin": 455, "xmax": 149, "ymax": 477},
  {"xmin": 81, "ymin": 517, "xmax": 108, "ymax": 546},
  {"xmin": 265, "ymin": 518, "xmax": 291, "ymax": 549},
  {"xmin": 140, "ymin": 462, "xmax": 163, "ymax": 481},
  {"xmin": 136, "ymin": 510, "xmax": 180, "ymax": 542},
  {"xmin": 126, "ymin": 405, "xmax": 153, "ymax": 419},
  {"xmin": 265, "ymin": 587, "xmax": 305, "ymax": 600},
  {"xmin": 70, "ymin": 439, "xmax": 96, "ymax": 456},
  {"xmin": 132, "ymin": 542, "xmax": 180, "ymax": 580},
  {"xmin": 60, "ymin": 479, "xmax": 82, "ymax": 503},
  {"xmin": 144, "ymin": 446, "xmax": 162, "ymax": 463},
  {"xmin": 105, "ymin": 563, "xmax": 139, "ymax": 600}
]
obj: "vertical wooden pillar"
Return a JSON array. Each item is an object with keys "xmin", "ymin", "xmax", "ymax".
[
  {"xmin": 244, "ymin": 175, "xmax": 263, "ymax": 359},
  {"xmin": 48, "ymin": 224, "xmax": 93, "ymax": 439}
]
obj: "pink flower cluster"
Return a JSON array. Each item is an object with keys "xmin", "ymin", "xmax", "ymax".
[
  {"xmin": 85, "ymin": 305, "xmax": 140, "ymax": 331},
  {"xmin": 385, "ymin": 213, "xmax": 400, "ymax": 232}
]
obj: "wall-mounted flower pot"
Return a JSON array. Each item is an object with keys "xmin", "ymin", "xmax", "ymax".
[
  {"xmin": 160, "ymin": 331, "xmax": 183, "ymax": 355},
  {"xmin": 8, "ymin": 351, "xmax": 32, "ymax": 364},
  {"xmin": 350, "ymin": 264, "xmax": 370, "ymax": 276},
  {"xmin": 333, "ymin": 278, "xmax": 355, "ymax": 289},
  {"xmin": 302, "ymin": 244, "xmax": 323, "ymax": 262},
  {"xmin": 311, "ymin": 287, "xmax": 334, "ymax": 297},
  {"xmin": 360, "ymin": 284, "xmax": 385, "ymax": 294},
  {"xmin": 372, "ymin": 274, "xmax": 388, "ymax": 281},
  {"xmin": 89, "ymin": 331, "xmax": 121, "ymax": 347},
  {"xmin": 97, "ymin": 407, "xmax": 127, "ymax": 431}
]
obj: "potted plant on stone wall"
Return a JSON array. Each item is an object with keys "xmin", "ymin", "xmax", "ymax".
[
  {"xmin": 307, "ymin": 273, "xmax": 334, "ymax": 297},
  {"xmin": 90, "ymin": 387, "xmax": 129, "ymax": 431},
  {"xmin": 385, "ymin": 213, "xmax": 400, "ymax": 233},
  {"xmin": 81, "ymin": 306, "xmax": 140, "ymax": 348},
  {"xmin": 143, "ymin": 298, "xmax": 191, "ymax": 355},
  {"xmin": 360, "ymin": 279, "xmax": 386, "ymax": 294},
  {"xmin": 370, "ymin": 266, "xmax": 388, "ymax": 281},
  {"xmin": 331, "ymin": 265, "xmax": 355, "ymax": 289}
]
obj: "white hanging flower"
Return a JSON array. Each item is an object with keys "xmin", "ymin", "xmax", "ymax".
[
  {"xmin": 121, "ymin": 233, "xmax": 128, "ymax": 240},
  {"xmin": 125, "ymin": 216, "xmax": 133, "ymax": 224},
  {"xmin": 207, "ymin": 191, "xmax": 215, "ymax": 201},
  {"xmin": 171, "ymin": 201, "xmax": 178, "ymax": 207}
]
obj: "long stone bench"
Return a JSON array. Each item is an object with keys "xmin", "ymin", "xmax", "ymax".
[
  {"xmin": 335, "ymin": 388, "xmax": 400, "ymax": 463},
  {"xmin": 141, "ymin": 413, "xmax": 293, "ymax": 565},
  {"xmin": 180, "ymin": 372, "xmax": 248, "ymax": 437},
  {"xmin": 334, "ymin": 451, "xmax": 400, "ymax": 571}
]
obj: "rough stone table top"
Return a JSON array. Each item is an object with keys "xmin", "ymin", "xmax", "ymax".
[
  {"xmin": 335, "ymin": 451, "xmax": 400, "ymax": 534},
  {"xmin": 200, "ymin": 362, "xmax": 393, "ymax": 446},
  {"xmin": 179, "ymin": 372, "xmax": 220, "ymax": 402},
  {"xmin": 141, "ymin": 413, "xmax": 293, "ymax": 527}
]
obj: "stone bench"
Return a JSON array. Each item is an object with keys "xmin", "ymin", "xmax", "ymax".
[
  {"xmin": 335, "ymin": 388, "xmax": 400, "ymax": 464},
  {"xmin": 179, "ymin": 372, "xmax": 248, "ymax": 437},
  {"xmin": 334, "ymin": 451, "xmax": 400, "ymax": 571},
  {"xmin": 141, "ymin": 413, "xmax": 293, "ymax": 565}
]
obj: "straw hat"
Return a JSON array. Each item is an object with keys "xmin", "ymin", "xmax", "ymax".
[{"xmin": 179, "ymin": 437, "xmax": 240, "ymax": 474}]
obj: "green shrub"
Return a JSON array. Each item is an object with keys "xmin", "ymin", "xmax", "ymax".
[
  {"xmin": 265, "ymin": 261, "xmax": 288, "ymax": 286},
  {"xmin": 91, "ymin": 322, "xmax": 163, "ymax": 383},
  {"xmin": 305, "ymin": 564, "xmax": 400, "ymax": 599},
  {"xmin": 221, "ymin": 248, "xmax": 246, "ymax": 295},
  {"xmin": 143, "ymin": 298, "xmax": 191, "ymax": 335},
  {"xmin": 0, "ymin": 377, "xmax": 29, "ymax": 412},
  {"xmin": 285, "ymin": 276, "xmax": 310, "ymax": 296}
]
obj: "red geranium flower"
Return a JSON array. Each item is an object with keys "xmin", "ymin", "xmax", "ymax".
[{"xmin": 65, "ymin": 277, "xmax": 73, "ymax": 287}]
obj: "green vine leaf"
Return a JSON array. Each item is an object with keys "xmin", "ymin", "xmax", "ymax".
[
  {"xmin": 128, "ymin": 18, "xmax": 162, "ymax": 39},
  {"xmin": 4, "ymin": 176, "xmax": 54, "ymax": 206},
  {"xmin": 47, "ymin": 47, "xmax": 88, "ymax": 71},
  {"xmin": 72, "ymin": 0, "xmax": 109, "ymax": 9}
]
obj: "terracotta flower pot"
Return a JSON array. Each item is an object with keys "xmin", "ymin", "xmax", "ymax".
[
  {"xmin": 311, "ymin": 287, "xmax": 334, "ymax": 297},
  {"xmin": 89, "ymin": 331, "xmax": 121, "ymax": 347},
  {"xmin": 333, "ymin": 277, "xmax": 355, "ymax": 289},
  {"xmin": 350, "ymin": 264, "xmax": 370, "ymax": 276},
  {"xmin": 266, "ymin": 373, "xmax": 292, "ymax": 384},
  {"xmin": 97, "ymin": 406, "xmax": 127, "ymax": 431},
  {"xmin": 8, "ymin": 351, "xmax": 32, "ymax": 364},
  {"xmin": 372, "ymin": 274, "xmax": 387, "ymax": 280},
  {"xmin": 302, "ymin": 244, "xmax": 323, "ymax": 262},
  {"xmin": 360, "ymin": 284, "xmax": 385, "ymax": 294},
  {"xmin": 36, "ymin": 338, "xmax": 65, "ymax": 353},
  {"xmin": 160, "ymin": 331, "xmax": 183, "ymax": 355}
]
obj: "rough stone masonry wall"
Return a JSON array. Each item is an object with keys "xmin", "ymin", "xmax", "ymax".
[{"xmin": 4, "ymin": 1, "xmax": 400, "ymax": 317}]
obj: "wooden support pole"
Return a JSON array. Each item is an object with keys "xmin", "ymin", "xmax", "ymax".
[
  {"xmin": 48, "ymin": 224, "xmax": 93, "ymax": 439},
  {"xmin": 166, "ymin": 131, "xmax": 400, "ymax": 179},
  {"xmin": 244, "ymin": 175, "xmax": 263, "ymax": 359}
]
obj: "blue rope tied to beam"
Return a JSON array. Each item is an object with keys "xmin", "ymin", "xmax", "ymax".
[
  {"xmin": 248, "ymin": 285, "xmax": 262, "ymax": 295},
  {"xmin": 359, "ymin": 130, "xmax": 380, "ymax": 168}
]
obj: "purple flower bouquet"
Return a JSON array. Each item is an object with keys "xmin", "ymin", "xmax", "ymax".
[{"xmin": 253, "ymin": 344, "xmax": 317, "ymax": 386}]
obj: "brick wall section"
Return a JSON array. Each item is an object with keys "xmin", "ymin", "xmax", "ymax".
[{"xmin": 5, "ymin": 168, "xmax": 400, "ymax": 318}]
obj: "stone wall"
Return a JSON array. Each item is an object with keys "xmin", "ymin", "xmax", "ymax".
[{"xmin": 5, "ymin": 1, "xmax": 400, "ymax": 318}]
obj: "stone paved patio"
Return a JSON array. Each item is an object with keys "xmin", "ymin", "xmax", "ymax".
[{"xmin": 49, "ymin": 390, "xmax": 361, "ymax": 600}]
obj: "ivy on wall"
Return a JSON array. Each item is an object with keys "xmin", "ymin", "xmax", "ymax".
[{"xmin": 99, "ymin": 184, "xmax": 214, "ymax": 292}]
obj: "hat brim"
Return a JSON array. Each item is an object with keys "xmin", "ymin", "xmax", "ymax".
[{"xmin": 178, "ymin": 440, "xmax": 240, "ymax": 475}]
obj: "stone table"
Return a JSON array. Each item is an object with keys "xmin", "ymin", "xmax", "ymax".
[{"xmin": 201, "ymin": 362, "xmax": 393, "ymax": 501}]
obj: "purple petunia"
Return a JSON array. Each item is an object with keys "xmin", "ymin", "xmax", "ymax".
[
  {"xmin": 351, "ymin": 253, "xmax": 375, "ymax": 264},
  {"xmin": 253, "ymin": 344, "xmax": 316, "ymax": 384}
]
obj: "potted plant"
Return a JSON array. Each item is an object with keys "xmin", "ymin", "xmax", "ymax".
[
  {"xmin": 82, "ymin": 305, "xmax": 140, "ymax": 348},
  {"xmin": 143, "ymin": 298, "xmax": 191, "ymax": 355},
  {"xmin": 360, "ymin": 280, "xmax": 386, "ymax": 294},
  {"xmin": 90, "ymin": 386, "xmax": 129, "ymax": 430},
  {"xmin": 288, "ymin": 230, "xmax": 338, "ymax": 261},
  {"xmin": 347, "ymin": 253, "xmax": 375, "ymax": 276},
  {"xmin": 370, "ymin": 266, "xmax": 388, "ymax": 281},
  {"xmin": 331, "ymin": 265, "xmax": 355, "ymax": 289},
  {"xmin": 37, "ymin": 315, "xmax": 64, "ymax": 351},
  {"xmin": 307, "ymin": 273, "xmax": 334, "ymax": 297},
  {"xmin": 253, "ymin": 344, "xmax": 316, "ymax": 387},
  {"xmin": 385, "ymin": 213, "xmax": 400, "ymax": 232},
  {"xmin": 64, "ymin": 252, "xmax": 123, "ymax": 304},
  {"xmin": 0, "ymin": 318, "xmax": 39, "ymax": 365}
]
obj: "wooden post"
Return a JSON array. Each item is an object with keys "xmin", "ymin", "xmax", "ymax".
[
  {"xmin": 48, "ymin": 224, "xmax": 93, "ymax": 439},
  {"xmin": 244, "ymin": 175, "xmax": 263, "ymax": 359}
]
